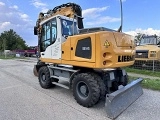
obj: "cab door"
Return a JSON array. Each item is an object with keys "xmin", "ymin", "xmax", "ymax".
[
  {"xmin": 50, "ymin": 17, "xmax": 62, "ymax": 60},
  {"xmin": 40, "ymin": 17, "xmax": 62, "ymax": 60}
]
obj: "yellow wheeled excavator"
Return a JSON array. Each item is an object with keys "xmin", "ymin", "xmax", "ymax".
[{"xmin": 33, "ymin": 1, "xmax": 143, "ymax": 119}]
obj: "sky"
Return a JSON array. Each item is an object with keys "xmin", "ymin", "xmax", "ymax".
[{"xmin": 0, "ymin": 0, "xmax": 160, "ymax": 46}]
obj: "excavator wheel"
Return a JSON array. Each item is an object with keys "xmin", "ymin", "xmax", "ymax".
[
  {"xmin": 33, "ymin": 65, "xmax": 38, "ymax": 77},
  {"xmin": 72, "ymin": 73, "xmax": 100, "ymax": 107},
  {"xmin": 38, "ymin": 66, "xmax": 53, "ymax": 89},
  {"xmin": 33, "ymin": 60, "xmax": 45, "ymax": 77},
  {"xmin": 110, "ymin": 74, "xmax": 129, "ymax": 92},
  {"xmin": 121, "ymin": 74, "xmax": 129, "ymax": 86},
  {"xmin": 93, "ymin": 73, "xmax": 106, "ymax": 100}
]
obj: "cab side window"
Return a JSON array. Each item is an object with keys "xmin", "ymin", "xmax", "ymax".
[
  {"xmin": 41, "ymin": 18, "xmax": 57, "ymax": 51},
  {"xmin": 51, "ymin": 19, "xmax": 57, "ymax": 44}
]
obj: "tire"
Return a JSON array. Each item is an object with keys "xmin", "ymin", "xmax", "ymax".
[
  {"xmin": 72, "ymin": 73, "xmax": 100, "ymax": 107},
  {"xmin": 38, "ymin": 66, "xmax": 53, "ymax": 89},
  {"xmin": 33, "ymin": 66, "xmax": 38, "ymax": 77},
  {"xmin": 37, "ymin": 60, "xmax": 45, "ymax": 65},
  {"xmin": 122, "ymin": 74, "xmax": 128, "ymax": 86},
  {"xmin": 90, "ymin": 73, "xmax": 106, "ymax": 100},
  {"xmin": 118, "ymin": 73, "xmax": 129, "ymax": 86},
  {"xmin": 33, "ymin": 61, "xmax": 45, "ymax": 77}
]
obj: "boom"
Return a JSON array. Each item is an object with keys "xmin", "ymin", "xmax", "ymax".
[{"xmin": 35, "ymin": 2, "xmax": 83, "ymax": 33}]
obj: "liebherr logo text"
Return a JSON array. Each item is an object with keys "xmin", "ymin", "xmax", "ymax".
[{"xmin": 118, "ymin": 55, "xmax": 134, "ymax": 62}]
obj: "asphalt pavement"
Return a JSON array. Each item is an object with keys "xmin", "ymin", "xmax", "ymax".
[{"xmin": 0, "ymin": 59, "xmax": 160, "ymax": 120}]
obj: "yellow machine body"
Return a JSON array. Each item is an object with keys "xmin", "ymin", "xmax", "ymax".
[
  {"xmin": 40, "ymin": 31, "xmax": 135, "ymax": 69},
  {"xmin": 33, "ymin": 3, "xmax": 143, "ymax": 119}
]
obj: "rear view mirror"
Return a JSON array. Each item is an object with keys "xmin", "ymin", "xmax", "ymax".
[{"xmin": 34, "ymin": 26, "xmax": 37, "ymax": 35}]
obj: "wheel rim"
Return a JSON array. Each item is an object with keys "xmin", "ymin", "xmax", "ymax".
[{"xmin": 76, "ymin": 81, "xmax": 89, "ymax": 100}]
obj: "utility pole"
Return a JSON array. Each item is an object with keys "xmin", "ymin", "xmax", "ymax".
[{"xmin": 117, "ymin": 0, "xmax": 123, "ymax": 32}]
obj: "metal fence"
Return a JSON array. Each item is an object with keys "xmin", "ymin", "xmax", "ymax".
[
  {"xmin": 130, "ymin": 59, "xmax": 160, "ymax": 72},
  {"xmin": 131, "ymin": 51, "xmax": 160, "ymax": 72},
  {"xmin": 0, "ymin": 51, "xmax": 25, "ymax": 58}
]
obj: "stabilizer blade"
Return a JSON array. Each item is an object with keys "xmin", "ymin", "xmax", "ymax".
[{"xmin": 105, "ymin": 78, "xmax": 143, "ymax": 119}]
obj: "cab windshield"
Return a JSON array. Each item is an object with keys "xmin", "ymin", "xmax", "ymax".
[
  {"xmin": 61, "ymin": 19, "xmax": 78, "ymax": 36},
  {"xmin": 139, "ymin": 36, "xmax": 160, "ymax": 45}
]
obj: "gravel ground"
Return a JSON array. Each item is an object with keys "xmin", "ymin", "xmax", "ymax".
[{"xmin": 0, "ymin": 59, "xmax": 160, "ymax": 120}]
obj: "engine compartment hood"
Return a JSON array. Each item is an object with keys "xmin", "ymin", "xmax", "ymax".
[
  {"xmin": 136, "ymin": 45, "xmax": 160, "ymax": 51},
  {"xmin": 112, "ymin": 32, "xmax": 134, "ymax": 47},
  {"xmin": 78, "ymin": 27, "xmax": 134, "ymax": 48},
  {"xmin": 78, "ymin": 27, "xmax": 116, "ymax": 34}
]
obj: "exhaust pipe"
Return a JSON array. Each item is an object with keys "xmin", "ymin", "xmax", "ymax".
[{"xmin": 105, "ymin": 78, "xmax": 143, "ymax": 119}]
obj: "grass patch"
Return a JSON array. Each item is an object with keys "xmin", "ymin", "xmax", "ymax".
[
  {"xmin": 129, "ymin": 76, "xmax": 160, "ymax": 91},
  {"xmin": 0, "ymin": 55, "xmax": 26, "ymax": 60},
  {"xmin": 125, "ymin": 67, "xmax": 160, "ymax": 78},
  {"xmin": 0, "ymin": 56, "xmax": 15, "ymax": 59}
]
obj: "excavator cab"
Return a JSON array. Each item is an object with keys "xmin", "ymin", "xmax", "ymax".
[{"xmin": 35, "ymin": 15, "xmax": 78, "ymax": 59}]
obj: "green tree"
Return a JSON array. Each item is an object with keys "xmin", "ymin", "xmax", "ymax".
[
  {"xmin": 134, "ymin": 33, "xmax": 144, "ymax": 45},
  {"xmin": 0, "ymin": 29, "xmax": 28, "ymax": 51}
]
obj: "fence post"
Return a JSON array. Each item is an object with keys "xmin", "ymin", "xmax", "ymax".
[
  {"xmin": 153, "ymin": 59, "xmax": 155, "ymax": 72},
  {"xmin": 4, "ymin": 51, "xmax": 6, "ymax": 58}
]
